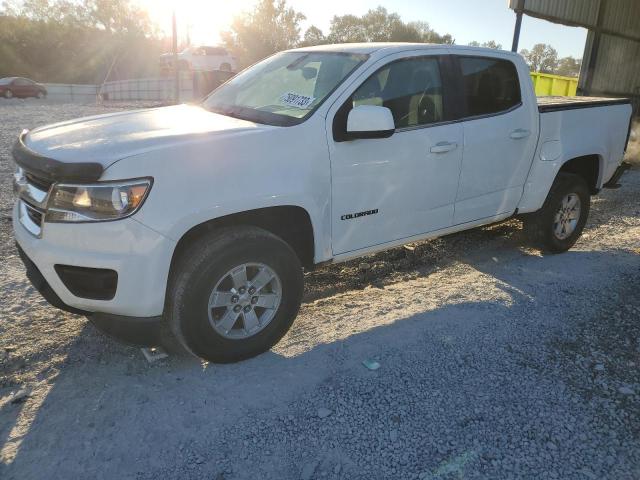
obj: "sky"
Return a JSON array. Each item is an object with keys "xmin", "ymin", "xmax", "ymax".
[{"xmin": 138, "ymin": 0, "xmax": 588, "ymax": 58}]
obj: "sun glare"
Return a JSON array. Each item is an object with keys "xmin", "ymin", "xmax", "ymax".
[{"xmin": 137, "ymin": 0, "xmax": 256, "ymax": 45}]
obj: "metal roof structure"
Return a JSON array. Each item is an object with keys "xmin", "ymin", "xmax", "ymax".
[{"xmin": 508, "ymin": 0, "xmax": 640, "ymax": 113}]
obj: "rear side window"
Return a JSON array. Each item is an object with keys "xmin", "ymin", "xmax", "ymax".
[
  {"xmin": 352, "ymin": 57, "xmax": 444, "ymax": 128},
  {"xmin": 458, "ymin": 57, "xmax": 521, "ymax": 117}
]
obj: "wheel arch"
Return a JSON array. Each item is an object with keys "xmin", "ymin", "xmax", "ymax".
[
  {"xmin": 557, "ymin": 154, "xmax": 603, "ymax": 194},
  {"xmin": 518, "ymin": 150, "xmax": 605, "ymax": 214},
  {"xmin": 169, "ymin": 205, "xmax": 317, "ymax": 275}
]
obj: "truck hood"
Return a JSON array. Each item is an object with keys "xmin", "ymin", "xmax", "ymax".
[{"xmin": 20, "ymin": 104, "xmax": 272, "ymax": 179}]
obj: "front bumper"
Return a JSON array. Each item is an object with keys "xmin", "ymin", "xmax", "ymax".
[
  {"xmin": 13, "ymin": 201, "xmax": 176, "ymax": 317},
  {"xmin": 15, "ymin": 242, "xmax": 88, "ymax": 315},
  {"xmin": 15, "ymin": 243, "xmax": 162, "ymax": 345}
]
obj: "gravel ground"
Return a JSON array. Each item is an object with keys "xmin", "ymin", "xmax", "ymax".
[{"xmin": 1, "ymin": 100, "xmax": 639, "ymax": 479}]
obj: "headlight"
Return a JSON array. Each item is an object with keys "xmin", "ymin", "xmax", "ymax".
[{"xmin": 45, "ymin": 178, "xmax": 152, "ymax": 223}]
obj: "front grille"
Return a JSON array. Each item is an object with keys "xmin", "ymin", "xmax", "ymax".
[
  {"xmin": 25, "ymin": 173, "xmax": 53, "ymax": 192},
  {"xmin": 15, "ymin": 166, "xmax": 50, "ymax": 236},
  {"xmin": 24, "ymin": 202, "xmax": 43, "ymax": 226}
]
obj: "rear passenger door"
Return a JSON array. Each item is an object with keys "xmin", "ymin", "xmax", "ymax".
[{"xmin": 452, "ymin": 55, "xmax": 538, "ymax": 224}]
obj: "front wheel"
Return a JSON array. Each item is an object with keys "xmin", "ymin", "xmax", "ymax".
[
  {"xmin": 4, "ymin": 89, "xmax": 13, "ymax": 99},
  {"xmin": 36, "ymin": 91, "xmax": 45, "ymax": 99},
  {"xmin": 168, "ymin": 226, "xmax": 304, "ymax": 363},
  {"xmin": 523, "ymin": 173, "xmax": 590, "ymax": 253}
]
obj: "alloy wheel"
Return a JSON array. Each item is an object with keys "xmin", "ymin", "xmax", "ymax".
[
  {"xmin": 207, "ymin": 262, "xmax": 282, "ymax": 339},
  {"xmin": 553, "ymin": 193, "xmax": 581, "ymax": 240}
]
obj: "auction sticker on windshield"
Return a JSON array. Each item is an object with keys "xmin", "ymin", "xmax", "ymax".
[{"xmin": 279, "ymin": 92, "xmax": 316, "ymax": 109}]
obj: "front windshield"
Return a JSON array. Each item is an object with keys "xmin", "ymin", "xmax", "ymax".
[{"xmin": 203, "ymin": 51, "xmax": 368, "ymax": 126}]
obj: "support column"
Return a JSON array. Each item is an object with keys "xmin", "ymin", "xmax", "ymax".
[
  {"xmin": 583, "ymin": 0, "xmax": 606, "ymax": 95},
  {"xmin": 511, "ymin": 0, "xmax": 525, "ymax": 52},
  {"xmin": 172, "ymin": 11, "xmax": 180, "ymax": 104}
]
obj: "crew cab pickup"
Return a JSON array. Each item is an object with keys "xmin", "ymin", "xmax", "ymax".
[{"xmin": 12, "ymin": 43, "xmax": 633, "ymax": 363}]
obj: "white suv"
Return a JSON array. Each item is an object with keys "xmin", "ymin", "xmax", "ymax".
[{"xmin": 159, "ymin": 46, "xmax": 237, "ymax": 73}]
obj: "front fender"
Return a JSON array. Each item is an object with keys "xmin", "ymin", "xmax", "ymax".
[
  {"xmin": 101, "ymin": 117, "xmax": 332, "ymax": 263},
  {"xmin": 157, "ymin": 196, "xmax": 326, "ymax": 259}
]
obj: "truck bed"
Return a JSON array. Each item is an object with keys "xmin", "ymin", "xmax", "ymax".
[{"xmin": 537, "ymin": 96, "xmax": 631, "ymax": 113}]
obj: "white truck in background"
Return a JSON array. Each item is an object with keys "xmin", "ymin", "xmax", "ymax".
[
  {"xmin": 12, "ymin": 43, "xmax": 633, "ymax": 363},
  {"xmin": 159, "ymin": 45, "xmax": 237, "ymax": 73}
]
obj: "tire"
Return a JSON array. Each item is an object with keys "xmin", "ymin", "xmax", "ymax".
[
  {"xmin": 167, "ymin": 226, "xmax": 304, "ymax": 363},
  {"xmin": 523, "ymin": 173, "xmax": 590, "ymax": 253},
  {"xmin": 4, "ymin": 89, "xmax": 13, "ymax": 99},
  {"xmin": 36, "ymin": 91, "xmax": 45, "ymax": 99}
]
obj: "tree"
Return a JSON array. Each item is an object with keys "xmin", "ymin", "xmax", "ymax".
[
  {"xmin": 301, "ymin": 25, "xmax": 326, "ymax": 46},
  {"xmin": 326, "ymin": 14, "xmax": 368, "ymax": 43},
  {"xmin": 0, "ymin": 0, "xmax": 162, "ymax": 82},
  {"xmin": 221, "ymin": 0, "xmax": 305, "ymax": 66},
  {"xmin": 405, "ymin": 21, "xmax": 453, "ymax": 44},
  {"xmin": 469, "ymin": 40, "xmax": 502, "ymax": 49},
  {"xmin": 519, "ymin": 43, "xmax": 559, "ymax": 73},
  {"xmin": 4, "ymin": 0, "xmax": 153, "ymax": 33},
  {"xmin": 82, "ymin": 0, "xmax": 153, "ymax": 34},
  {"xmin": 360, "ymin": 6, "xmax": 402, "ymax": 42},
  {"xmin": 555, "ymin": 56, "xmax": 582, "ymax": 77},
  {"xmin": 327, "ymin": 7, "xmax": 453, "ymax": 44}
]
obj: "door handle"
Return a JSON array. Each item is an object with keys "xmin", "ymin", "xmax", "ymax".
[
  {"xmin": 510, "ymin": 129, "xmax": 531, "ymax": 139},
  {"xmin": 430, "ymin": 141, "xmax": 458, "ymax": 154}
]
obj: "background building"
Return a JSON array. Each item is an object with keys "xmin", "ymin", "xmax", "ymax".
[{"xmin": 509, "ymin": 0, "xmax": 640, "ymax": 114}]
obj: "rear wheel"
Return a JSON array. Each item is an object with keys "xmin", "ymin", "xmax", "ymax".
[
  {"xmin": 167, "ymin": 226, "xmax": 304, "ymax": 363},
  {"xmin": 523, "ymin": 173, "xmax": 590, "ymax": 253},
  {"xmin": 4, "ymin": 89, "xmax": 13, "ymax": 99}
]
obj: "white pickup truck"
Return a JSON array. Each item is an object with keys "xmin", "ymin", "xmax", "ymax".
[{"xmin": 12, "ymin": 43, "xmax": 633, "ymax": 362}]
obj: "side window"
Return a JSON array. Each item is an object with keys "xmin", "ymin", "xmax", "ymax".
[
  {"xmin": 352, "ymin": 57, "xmax": 444, "ymax": 128},
  {"xmin": 459, "ymin": 57, "xmax": 521, "ymax": 117}
]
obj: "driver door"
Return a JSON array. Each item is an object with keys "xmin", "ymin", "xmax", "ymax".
[{"xmin": 327, "ymin": 52, "xmax": 463, "ymax": 256}]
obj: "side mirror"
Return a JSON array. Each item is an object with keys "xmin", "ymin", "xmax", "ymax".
[{"xmin": 346, "ymin": 105, "xmax": 395, "ymax": 139}]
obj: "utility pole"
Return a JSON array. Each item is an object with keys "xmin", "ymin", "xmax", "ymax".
[
  {"xmin": 511, "ymin": 0, "xmax": 525, "ymax": 52},
  {"xmin": 172, "ymin": 11, "xmax": 180, "ymax": 103}
]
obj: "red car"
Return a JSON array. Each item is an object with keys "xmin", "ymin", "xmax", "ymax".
[{"xmin": 0, "ymin": 77, "xmax": 47, "ymax": 99}]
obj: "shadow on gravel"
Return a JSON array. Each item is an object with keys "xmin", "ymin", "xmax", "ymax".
[
  {"xmin": 303, "ymin": 219, "xmax": 528, "ymax": 303},
  {"xmin": 0, "ymin": 399, "xmax": 28, "ymax": 466},
  {"xmin": 3, "ymin": 246, "xmax": 638, "ymax": 479}
]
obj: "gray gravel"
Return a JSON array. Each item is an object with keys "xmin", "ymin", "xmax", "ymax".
[{"xmin": 1, "ymin": 102, "xmax": 639, "ymax": 479}]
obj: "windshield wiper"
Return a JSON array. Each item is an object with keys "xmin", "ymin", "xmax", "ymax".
[
  {"xmin": 207, "ymin": 104, "xmax": 245, "ymax": 119},
  {"xmin": 205, "ymin": 103, "xmax": 302, "ymax": 127}
]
